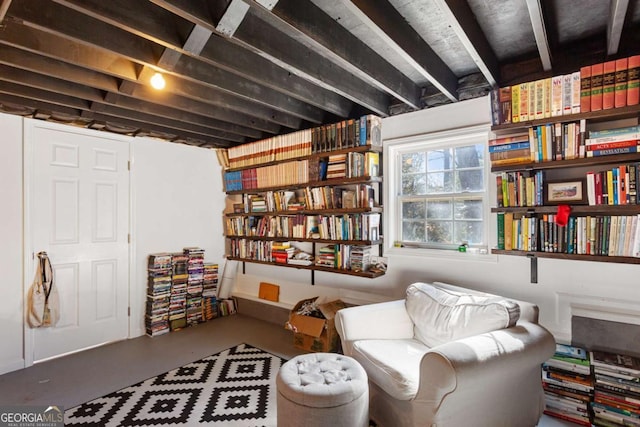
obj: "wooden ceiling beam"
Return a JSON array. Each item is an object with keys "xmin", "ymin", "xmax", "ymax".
[
  {"xmin": 252, "ymin": 0, "xmax": 421, "ymax": 109},
  {"xmin": 9, "ymin": 0, "xmax": 325, "ymax": 124},
  {"xmin": 607, "ymin": 0, "xmax": 629, "ymax": 56},
  {"xmin": 525, "ymin": 0, "xmax": 552, "ymax": 71},
  {"xmin": 152, "ymin": 0, "xmax": 389, "ymax": 115},
  {"xmin": 344, "ymin": 0, "xmax": 459, "ymax": 102}
]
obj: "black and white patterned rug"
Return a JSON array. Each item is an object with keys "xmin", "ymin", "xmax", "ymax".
[{"xmin": 65, "ymin": 343, "xmax": 285, "ymax": 426}]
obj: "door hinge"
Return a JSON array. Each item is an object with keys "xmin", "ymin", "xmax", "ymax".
[
  {"xmin": 127, "ymin": 234, "xmax": 131, "ymax": 243},
  {"xmin": 127, "ymin": 160, "xmax": 131, "ymax": 171},
  {"xmin": 128, "ymin": 307, "xmax": 131, "ymax": 317}
]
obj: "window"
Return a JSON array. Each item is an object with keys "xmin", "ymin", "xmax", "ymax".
[{"xmin": 387, "ymin": 126, "xmax": 490, "ymax": 251}]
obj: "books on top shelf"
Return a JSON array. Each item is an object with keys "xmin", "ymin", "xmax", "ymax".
[
  {"xmin": 542, "ymin": 343, "xmax": 593, "ymax": 426},
  {"xmin": 491, "ymin": 54, "xmax": 640, "ymax": 126}
]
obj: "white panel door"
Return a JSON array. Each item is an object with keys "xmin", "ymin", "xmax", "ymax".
[{"xmin": 26, "ymin": 121, "xmax": 130, "ymax": 362}]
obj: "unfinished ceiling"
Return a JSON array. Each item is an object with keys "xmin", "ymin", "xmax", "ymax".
[{"xmin": 0, "ymin": 0, "xmax": 639, "ymax": 148}]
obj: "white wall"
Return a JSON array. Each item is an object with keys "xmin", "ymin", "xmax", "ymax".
[
  {"xmin": 130, "ymin": 137, "xmax": 225, "ymax": 337},
  {"xmin": 0, "ymin": 113, "xmax": 25, "ymax": 375},
  {"xmin": 232, "ymin": 97, "xmax": 640, "ymax": 343},
  {"xmin": 0, "ymin": 112, "xmax": 226, "ymax": 373}
]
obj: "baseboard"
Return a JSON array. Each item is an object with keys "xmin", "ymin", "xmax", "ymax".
[{"xmin": 235, "ymin": 296, "xmax": 290, "ymax": 327}]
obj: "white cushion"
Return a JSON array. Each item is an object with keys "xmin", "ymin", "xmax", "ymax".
[
  {"xmin": 405, "ymin": 282, "xmax": 520, "ymax": 348},
  {"xmin": 351, "ymin": 339, "xmax": 429, "ymax": 400}
]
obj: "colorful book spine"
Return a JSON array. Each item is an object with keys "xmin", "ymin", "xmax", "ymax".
[
  {"xmin": 551, "ymin": 75, "xmax": 563, "ymax": 116},
  {"xmin": 602, "ymin": 60, "xmax": 616, "ymax": 110},
  {"xmin": 627, "ymin": 55, "xmax": 640, "ymax": 106},
  {"xmin": 580, "ymin": 65, "xmax": 591, "ymax": 113},
  {"xmin": 571, "ymin": 71, "xmax": 581, "ymax": 114},
  {"xmin": 511, "ymin": 84, "xmax": 521, "ymax": 123},
  {"xmin": 587, "ymin": 146, "xmax": 639, "ymax": 157},
  {"xmin": 519, "ymin": 82, "xmax": 529, "ymax": 122},
  {"xmin": 615, "ymin": 57, "xmax": 628, "ymax": 108},
  {"xmin": 499, "ymin": 86, "xmax": 512, "ymax": 124},
  {"xmin": 591, "ymin": 62, "xmax": 604, "ymax": 111},
  {"xmin": 562, "ymin": 74, "xmax": 573, "ymax": 115}
]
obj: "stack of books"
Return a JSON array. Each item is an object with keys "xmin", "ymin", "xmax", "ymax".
[
  {"xmin": 585, "ymin": 125, "xmax": 640, "ymax": 158},
  {"xmin": 590, "ymin": 349, "xmax": 640, "ymax": 426},
  {"xmin": 327, "ymin": 154, "xmax": 347, "ymax": 179},
  {"xmin": 218, "ymin": 298, "xmax": 237, "ymax": 317},
  {"xmin": 184, "ymin": 247, "xmax": 205, "ymax": 326},
  {"xmin": 315, "ymin": 245, "xmax": 336, "ymax": 267},
  {"xmin": 272, "ymin": 241, "xmax": 295, "ymax": 264},
  {"xmin": 169, "ymin": 253, "xmax": 188, "ymax": 331},
  {"xmin": 349, "ymin": 245, "xmax": 372, "ymax": 272},
  {"xmin": 146, "ymin": 253, "xmax": 173, "ymax": 337},
  {"xmin": 202, "ymin": 262, "xmax": 218, "ymax": 321},
  {"xmin": 542, "ymin": 343, "xmax": 593, "ymax": 426}
]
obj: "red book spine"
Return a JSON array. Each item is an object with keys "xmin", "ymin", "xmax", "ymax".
[
  {"xmin": 602, "ymin": 60, "xmax": 616, "ymax": 109},
  {"xmin": 591, "ymin": 62, "xmax": 604, "ymax": 111},
  {"xmin": 580, "ymin": 65, "xmax": 591, "ymax": 113},
  {"xmin": 615, "ymin": 58, "xmax": 628, "ymax": 108},
  {"xmin": 628, "ymin": 55, "xmax": 640, "ymax": 106}
]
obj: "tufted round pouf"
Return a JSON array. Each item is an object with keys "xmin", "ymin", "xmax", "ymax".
[{"xmin": 276, "ymin": 353, "xmax": 369, "ymax": 427}]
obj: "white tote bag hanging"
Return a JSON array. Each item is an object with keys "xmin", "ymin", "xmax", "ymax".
[{"xmin": 26, "ymin": 251, "xmax": 60, "ymax": 328}]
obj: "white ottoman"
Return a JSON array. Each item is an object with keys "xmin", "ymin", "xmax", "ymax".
[{"xmin": 276, "ymin": 353, "xmax": 369, "ymax": 427}]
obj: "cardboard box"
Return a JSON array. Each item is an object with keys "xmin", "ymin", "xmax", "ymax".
[{"xmin": 286, "ymin": 297, "xmax": 347, "ymax": 353}]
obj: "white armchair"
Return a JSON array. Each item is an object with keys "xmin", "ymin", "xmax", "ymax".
[{"xmin": 335, "ymin": 282, "xmax": 556, "ymax": 427}]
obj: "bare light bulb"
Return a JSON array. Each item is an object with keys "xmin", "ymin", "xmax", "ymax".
[{"xmin": 150, "ymin": 72, "xmax": 166, "ymax": 90}]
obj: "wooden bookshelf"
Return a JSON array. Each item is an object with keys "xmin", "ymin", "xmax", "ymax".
[{"xmin": 223, "ymin": 115, "xmax": 385, "ymax": 283}]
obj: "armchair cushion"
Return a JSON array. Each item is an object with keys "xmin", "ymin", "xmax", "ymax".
[
  {"xmin": 406, "ymin": 282, "xmax": 520, "ymax": 348},
  {"xmin": 352, "ymin": 338, "xmax": 428, "ymax": 401}
]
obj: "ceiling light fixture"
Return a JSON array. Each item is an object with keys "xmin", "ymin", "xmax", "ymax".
[{"xmin": 150, "ymin": 72, "xmax": 166, "ymax": 90}]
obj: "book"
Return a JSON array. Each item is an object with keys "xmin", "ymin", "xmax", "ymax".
[
  {"xmin": 615, "ymin": 57, "xmax": 628, "ymax": 108},
  {"xmin": 591, "ymin": 350, "xmax": 640, "ymax": 376},
  {"xmin": 580, "ymin": 65, "xmax": 591, "ymax": 113},
  {"xmin": 591, "ymin": 62, "xmax": 604, "ymax": 111},
  {"xmin": 511, "ymin": 84, "xmax": 521, "ymax": 123},
  {"xmin": 551, "ymin": 75, "xmax": 563, "ymax": 116},
  {"xmin": 497, "ymin": 212, "xmax": 505, "ymax": 250},
  {"xmin": 519, "ymin": 82, "xmax": 529, "ymax": 122},
  {"xmin": 562, "ymin": 74, "xmax": 573, "ymax": 115},
  {"xmin": 628, "ymin": 55, "xmax": 640, "ymax": 105},
  {"xmin": 603, "ymin": 60, "xmax": 616, "ymax": 109},
  {"xmin": 571, "ymin": 71, "xmax": 581, "ymax": 114},
  {"xmin": 499, "ymin": 86, "xmax": 512, "ymax": 124}
]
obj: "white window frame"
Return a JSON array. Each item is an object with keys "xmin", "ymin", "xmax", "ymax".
[{"xmin": 384, "ymin": 124, "xmax": 496, "ymax": 260}]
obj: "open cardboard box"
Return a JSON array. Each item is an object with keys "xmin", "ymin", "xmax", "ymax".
[{"xmin": 286, "ymin": 297, "xmax": 348, "ymax": 353}]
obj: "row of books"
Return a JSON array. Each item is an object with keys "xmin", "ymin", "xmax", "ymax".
[
  {"xmin": 491, "ymin": 124, "xmax": 640, "ymax": 168},
  {"xmin": 496, "ymin": 213, "xmax": 640, "ymax": 257},
  {"xmin": 226, "ymin": 129, "xmax": 312, "ymax": 168},
  {"xmin": 224, "ymin": 159, "xmax": 310, "ymax": 191},
  {"xmin": 496, "ymin": 170, "xmax": 544, "ymax": 207},
  {"xmin": 227, "ymin": 239, "xmax": 374, "ymax": 271},
  {"xmin": 587, "ymin": 163, "xmax": 639, "ymax": 206},
  {"xmin": 542, "ymin": 343, "xmax": 640, "ymax": 426},
  {"xmin": 491, "ymin": 54, "xmax": 640, "ymax": 125},
  {"xmin": 225, "ymin": 212, "xmax": 381, "ymax": 241},
  {"xmin": 322, "ymin": 151, "xmax": 380, "ymax": 179},
  {"xmin": 303, "ymin": 184, "xmax": 378, "ymax": 210},
  {"xmin": 224, "ymin": 115, "xmax": 382, "ymax": 169}
]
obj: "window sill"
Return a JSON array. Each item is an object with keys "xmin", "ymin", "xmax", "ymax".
[{"xmin": 385, "ymin": 245, "xmax": 498, "ymax": 262}]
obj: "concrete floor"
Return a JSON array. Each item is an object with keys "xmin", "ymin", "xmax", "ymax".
[{"xmin": 0, "ymin": 314, "xmax": 572, "ymax": 426}]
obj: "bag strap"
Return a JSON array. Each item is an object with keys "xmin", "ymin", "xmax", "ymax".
[{"xmin": 37, "ymin": 252, "xmax": 54, "ymax": 303}]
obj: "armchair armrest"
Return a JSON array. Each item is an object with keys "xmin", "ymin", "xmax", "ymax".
[
  {"xmin": 414, "ymin": 321, "xmax": 555, "ymax": 423},
  {"xmin": 335, "ymin": 300, "xmax": 414, "ymax": 356}
]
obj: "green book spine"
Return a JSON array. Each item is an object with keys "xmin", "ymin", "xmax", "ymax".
[{"xmin": 497, "ymin": 212, "xmax": 505, "ymax": 250}]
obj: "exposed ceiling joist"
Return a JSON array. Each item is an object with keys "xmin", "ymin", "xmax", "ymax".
[
  {"xmin": 607, "ymin": 0, "xmax": 629, "ymax": 56},
  {"xmin": 344, "ymin": 0, "xmax": 459, "ymax": 102},
  {"xmin": 251, "ymin": 0, "xmax": 421, "ymax": 109},
  {"xmin": 431, "ymin": 0, "xmax": 500, "ymax": 86},
  {"xmin": 525, "ymin": 0, "xmax": 552, "ymax": 71},
  {"xmin": 0, "ymin": 0, "xmax": 12, "ymax": 21}
]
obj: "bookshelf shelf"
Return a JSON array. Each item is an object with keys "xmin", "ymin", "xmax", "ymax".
[
  {"xmin": 222, "ymin": 115, "xmax": 385, "ymax": 283},
  {"xmin": 491, "ymin": 249, "xmax": 640, "ymax": 264},
  {"xmin": 226, "ymin": 257, "xmax": 386, "ymax": 278},
  {"xmin": 491, "ymin": 102, "xmax": 640, "ymax": 281}
]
